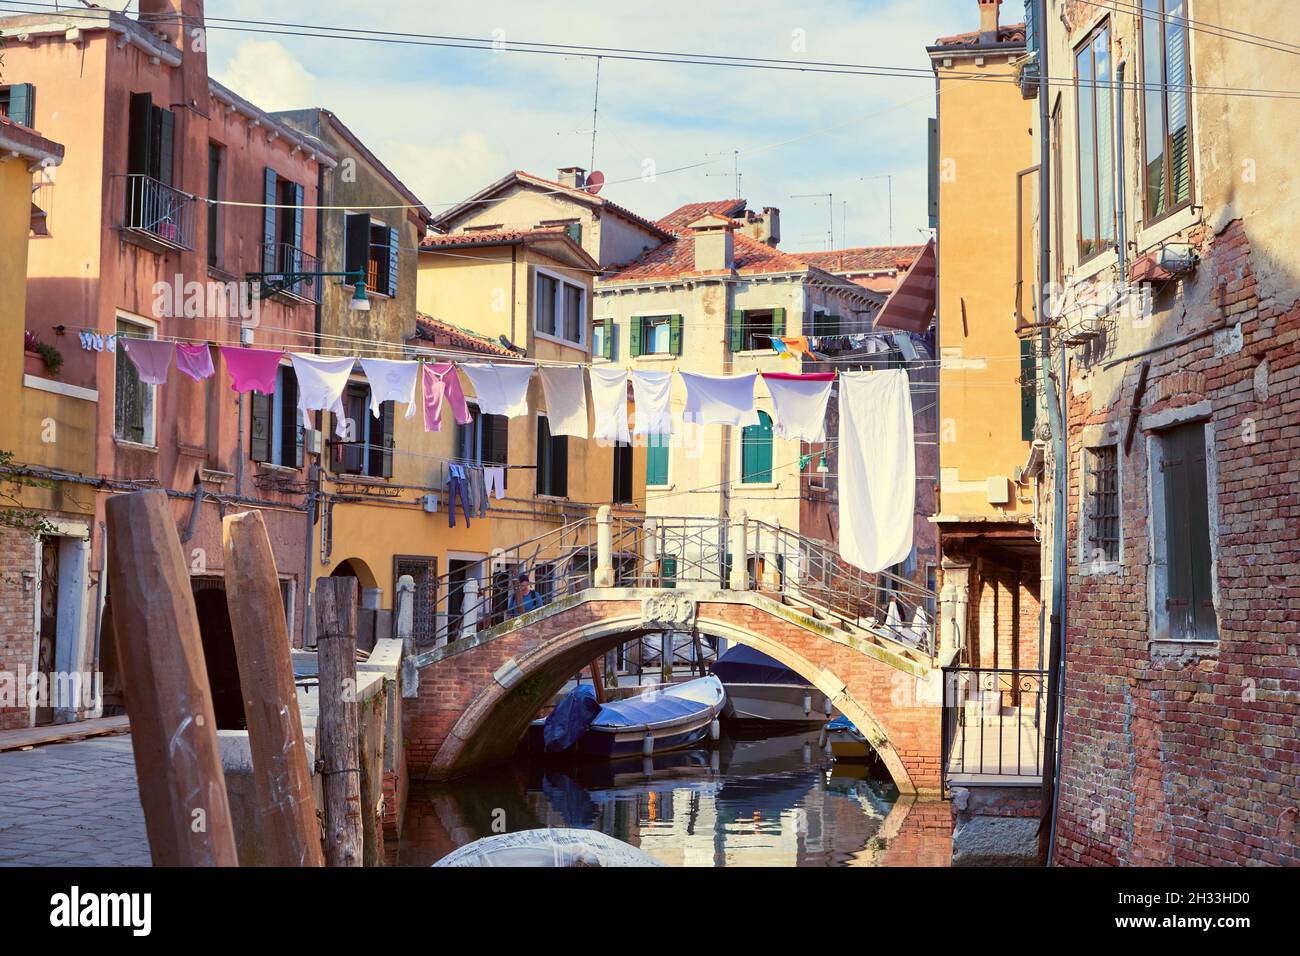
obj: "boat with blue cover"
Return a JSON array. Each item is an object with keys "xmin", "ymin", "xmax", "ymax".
[
  {"xmin": 710, "ymin": 644, "xmax": 832, "ymax": 726},
  {"xmin": 533, "ymin": 676, "xmax": 727, "ymax": 759}
]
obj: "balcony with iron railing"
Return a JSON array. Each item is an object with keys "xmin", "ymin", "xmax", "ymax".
[
  {"xmin": 257, "ymin": 241, "xmax": 324, "ymax": 305},
  {"xmin": 114, "ymin": 173, "xmax": 196, "ymax": 252}
]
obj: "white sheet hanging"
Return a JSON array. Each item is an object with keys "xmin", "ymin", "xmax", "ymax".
[
  {"xmin": 589, "ymin": 367, "xmax": 630, "ymax": 444},
  {"xmin": 761, "ymin": 372, "xmax": 834, "ymax": 441},
  {"xmin": 360, "ymin": 358, "xmax": 420, "ymax": 419},
  {"xmin": 680, "ymin": 371, "xmax": 759, "ymax": 427},
  {"xmin": 289, "ymin": 353, "xmax": 355, "ymax": 436},
  {"xmin": 460, "ymin": 363, "xmax": 534, "ymax": 417},
  {"xmin": 631, "ymin": 370, "xmax": 674, "ymax": 436},
  {"xmin": 838, "ymin": 369, "xmax": 915, "ymax": 574},
  {"xmin": 538, "ymin": 366, "xmax": 589, "ymax": 439}
]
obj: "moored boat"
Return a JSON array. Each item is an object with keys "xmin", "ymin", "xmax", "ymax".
[{"xmin": 710, "ymin": 644, "xmax": 832, "ymax": 726}]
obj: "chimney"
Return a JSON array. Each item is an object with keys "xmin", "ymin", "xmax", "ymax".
[
  {"xmin": 739, "ymin": 206, "xmax": 782, "ymax": 247},
  {"xmin": 690, "ymin": 215, "xmax": 735, "ymax": 272},
  {"xmin": 557, "ymin": 166, "xmax": 587, "ymax": 189},
  {"xmin": 139, "ymin": 1, "xmax": 209, "ymax": 114},
  {"xmin": 978, "ymin": 0, "xmax": 1001, "ymax": 44}
]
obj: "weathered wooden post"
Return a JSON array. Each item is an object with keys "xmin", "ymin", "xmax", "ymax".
[
  {"xmin": 315, "ymin": 576, "xmax": 364, "ymax": 867},
  {"xmin": 221, "ymin": 510, "xmax": 325, "ymax": 867},
  {"xmin": 105, "ymin": 489, "xmax": 238, "ymax": 866}
]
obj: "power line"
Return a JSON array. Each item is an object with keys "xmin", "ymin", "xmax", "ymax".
[{"xmin": 1073, "ymin": 0, "xmax": 1300, "ymax": 58}]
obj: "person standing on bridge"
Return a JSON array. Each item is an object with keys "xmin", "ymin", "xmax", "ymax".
[{"xmin": 508, "ymin": 571, "xmax": 542, "ymax": 617}]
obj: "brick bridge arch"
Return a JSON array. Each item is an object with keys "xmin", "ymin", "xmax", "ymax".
[{"xmin": 403, "ymin": 587, "xmax": 944, "ymax": 796}]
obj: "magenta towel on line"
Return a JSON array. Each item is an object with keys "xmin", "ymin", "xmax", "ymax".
[
  {"xmin": 122, "ymin": 339, "xmax": 175, "ymax": 386},
  {"xmin": 174, "ymin": 343, "xmax": 215, "ymax": 382},
  {"xmin": 219, "ymin": 346, "xmax": 285, "ymax": 395}
]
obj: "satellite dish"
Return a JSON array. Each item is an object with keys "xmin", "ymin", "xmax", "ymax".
[{"xmin": 584, "ymin": 170, "xmax": 605, "ymax": 195}]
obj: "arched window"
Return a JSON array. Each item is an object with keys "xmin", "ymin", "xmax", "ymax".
[{"xmin": 741, "ymin": 411, "xmax": 773, "ymax": 483}]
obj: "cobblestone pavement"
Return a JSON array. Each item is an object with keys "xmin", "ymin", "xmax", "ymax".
[{"xmin": 0, "ymin": 735, "xmax": 150, "ymax": 866}]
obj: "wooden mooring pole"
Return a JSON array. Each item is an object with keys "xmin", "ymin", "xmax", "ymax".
[
  {"xmin": 222, "ymin": 510, "xmax": 325, "ymax": 867},
  {"xmin": 315, "ymin": 576, "xmax": 364, "ymax": 866},
  {"xmin": 104, "ymin": 489, "xmax": 238, "ymax": 866}
]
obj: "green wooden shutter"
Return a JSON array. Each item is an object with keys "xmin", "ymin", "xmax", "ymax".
[
  {"xmin": 380, "ymin": 400, "xmax": 395, "ymax": 478},
  {"xmin": 729, "ymin": 309, "xmax": 744, "ymax": 352},
  {"xmin": 646, "ymin": 432, "xmax": 669, "ymax": 486},
  {"xmin": 7, "ymin": 84, "xmax": 35, "ymax": 126},
  {"xmin": 250, "ymin": 389, "xmax": 271, "ymax": 463},
  {"xmin": 602, "ymin": 318, "xmax": 614, "ymax": 360},
  {"xmin": 742, "ymin": 412, "xmax": 773, "ymax": 483},
  {"xmin": 771, "ymin": 307, "xmax": 786, "ymax": 338},
  {"xmin": 629, "ymin": 317, "xmax": 643, "ymax": 357},
  {"xmin": 669, "ymin": 314, "xmax": 683, "ymax": 355},
  {"xmin": 1020, "ymin": 338, "xmax": 1037, "ymax": 441},
  {"xmin": 386, "ymin": 226, "xmax": 400, "ymax": 297},
  {"xmin": 262, "ymin": 168, "xmax": 278, "ymax": 272}
]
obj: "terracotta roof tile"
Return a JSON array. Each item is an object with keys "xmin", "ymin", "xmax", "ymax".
[
  {"xmin": 657, "ymin": 199, "xmax": 748, "ymax": 234},
  {"xmin": 796, "ymin": 245, "xmax": 926, "ymax": 275},
  {"xmin": 934, "ymin": 22, "xmax": 1026, "ymax": 47},
  {"xmin": 411, "ymin": 315, "xmax": 515, "ymax": 357},
  {"xmin": 603, "ymin": 231, "xmax": 813, "ymax": 284},
  {"xmin": 419, "ymin": 227, "xmax": 568, "ymax": 249}
]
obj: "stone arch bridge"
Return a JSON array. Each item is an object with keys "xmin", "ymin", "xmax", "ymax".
[{"xmin": 400, "ymin": 510, "xmax": 949, "ymax": 796}]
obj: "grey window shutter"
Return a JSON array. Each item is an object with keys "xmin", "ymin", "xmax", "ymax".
[
  {"xmin": 127, "ymin": 92, "xmax": 153, "ymax": 178},
  {"xmin": 535, "ymin": 417, "xmax": 549, "ymax": 494},
  {"xmin": 602, "ymin": 318, "xmax": 613, "ymax": 360},
  {"xmin": 250, "ymin": 389, "xmax": 272, "ymax": 463},
  {"xmin": 8, "ymin": 84, "xmax": 35, "ymax": 127},
  {"xmin": 1183, "ymin": 426, "xmax": 1217, "ymax": 640},
  {"xmin": 380, "ymin": 400, "xmax": 395, "ymax": 478},
  {"xmin": 386, "ymin": 227, "xmax": 399, "ymax": 297},
  {"xmin": 157, "ymin": 107, "xmax": 175, "ymax": 186},
  {"xmin": 554, "ymin": 434, "xmax": 568, "ymax": 497},
  {"xmin": 262, "ymin": 168, "xmax": 278, "ymax": 273},
  {"xmin": 927, "ymin": 117, "xmax": 939, "ymax": 228},
  {"xmin": 292, "ymin": 182, "xmax": 305, "ymax": 272},
  {"xmin": 344, "ymin": 214, "xmax": 369, "ymax": 279}
]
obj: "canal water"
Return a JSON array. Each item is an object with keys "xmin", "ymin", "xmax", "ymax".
[{"xmin": 398, "ymin": 728, "xmax": 952, "ymax": 866}]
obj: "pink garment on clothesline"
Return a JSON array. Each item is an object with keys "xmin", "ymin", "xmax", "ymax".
[
  {"xmin": 174, "ymin": 343, "xmax": 216, "ymax": 382},
  {"xmin": 219, "ymin": 346, "xmax": 284, "ymax": 394},
  {"xmin": 122, "ymin": 339, "xmax": 174, "ymax": 386},
  {"xmin": 422, "ymin": 362, "xmax": 471, "ymax": 432}
]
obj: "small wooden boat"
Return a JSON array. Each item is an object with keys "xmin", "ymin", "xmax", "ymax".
[
  {"xmin": 823, "ymin": 715, "xmax": 873, "ymax": 761},
  {"xmin": 535, "ymin": 676, "xmax": 726, "ymax": 759},
  {"xmin": 710, "ymin": 645, "xmax": 832, "ymax": 726},
  {"xmin": 435, "ymin": 828, "xmax": 663, "ymax": 867}
]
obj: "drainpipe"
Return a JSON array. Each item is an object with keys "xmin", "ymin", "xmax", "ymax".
[
  {"xmin": 1114, "ymin": 60, "xmax": 1129, "ymax": 277},
  {"xmin": 1034, "ymin": 0, "xmax": 1071, "ymax": 866}
]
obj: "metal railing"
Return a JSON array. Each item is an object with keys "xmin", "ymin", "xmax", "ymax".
[
  {"xmin": 940, "ymin": 665, "xmax": 1048, "ymax": 794},
  {"xmin": 259, "ymin": 241, "xmax": 323, "ymax": 304},
  {"xmin": 408, "ymin": 513, "xmax": 939, "ymax": 666},
  {"xmin": 116, "ymin": 174, "xmax": 196, "ymax": 251}
]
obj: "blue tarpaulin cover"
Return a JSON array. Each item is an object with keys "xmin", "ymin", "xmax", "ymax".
[
  {"xmin": 544, "ymin": 684, "xmax": 601, "ymax": 753},
  {"xmin": 710, "ymin": 645, "xmax": 812, "ymax": 686},
  {"xmin": 591, "ymin": 693, "xmax": 710, "ymax": 730}
]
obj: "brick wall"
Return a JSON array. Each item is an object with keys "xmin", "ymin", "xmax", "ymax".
[
  {"xmin": 1053, "ymin": 221, "xmax": 1300, "ymax": 866},
  {"xmin": 0, "ymin": 525, "xmax": 37, "ymax": 731}
]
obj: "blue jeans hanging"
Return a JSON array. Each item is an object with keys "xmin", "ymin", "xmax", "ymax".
[{"xmin": 447, "ymin": 474, "xmax": 472, "ymax": 527}]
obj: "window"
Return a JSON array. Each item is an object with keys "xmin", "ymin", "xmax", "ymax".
[
  {"xmin": 0, "ymin": 83, "xmax": 35, "ymax": 125},
  {"xmin": 730, "ymin": 308, "xmax": 786, "ymax": 352},
  {"xmin": 251, "ymin": 365, "xmax": 303, "ymax": 468},
  {"xmin": 127, "ymin": 92, "xmax": 175, "ymax": 185},
  {"xmin": 113, "ymin": 317, "xmax": 156, "ymax": 446},
  {"xmin": 1141, "ymin": 0, "xmax": 1194, "ymax": 223},
  {"xmin": 593, "ymin": 318, "xmax": 614, "ymax": 360},
  {"xmin": 740, "ymin": 411, "xmax": 773, "ymax": 483},
  {"xmin": 810, "ymin": 309, "xmax": 840, "ymax": 338},
  {"xmin": 535, "ymin": 271, "xmax": 586, "ymax": 346},
  {"xmin": 612, "ymin": 441, "xmax": 634, "ymax": 504},
  {"xmin": 646, "ymin": 431, "xmax": 670, "ymax": 486},
  {"xmin": 1020, "ymin": 338, "xmax": 1038, "ymax": 441},
  {"xmin": 1075, "ymin": 21, "xmax": 1115, "ymax": 261},
  {"xmin": 393, "ymin": 556, "xmax": 438, "ymax": 646},
  {"xmin": 1084, "ymin": 444, "xmax": 1119, "ymax": 564},
  {"xmin": 331, "ymin": 383, "xmax": 394, "ymax": 478},
  {"xmin": 456, "ymin": 404, "xmax": 508, "ymax": 485},
  {"xmin": 345, "ymin": 214, "xmax": 398, "ymax": 297},
  {"xmin": 536, "ymin": 416, "xmax": 568, "ymax": 497},
  {"xmin": 207, "ymin": 142, "xmax": 223, "ymax": 268},
  {"xmin": 1155, "ymin": 422, "xmax": 1216, "ymax": 641},
  {"xmin": 630, "ymin": 314, "xmax": 681, "ymax": 356}
]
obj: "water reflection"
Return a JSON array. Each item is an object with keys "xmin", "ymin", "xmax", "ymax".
[{"xmin": 399, "ymin": 729, "xmax": 952, "ymax": 867}]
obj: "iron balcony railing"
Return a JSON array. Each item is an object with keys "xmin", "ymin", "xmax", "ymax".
[
  {"xmin": 940, "ymin": 665, "xmax": 1048, "ymax": 795},
  {"xmin": 258, "ymin": 241, "xmax": 323, "ymax": 304},
  {"xmin": 116, "ymin": 174, "xmax": 196, "ymax": 251},
  {"xmin": 408, "ymin": 513, "xmax": 938, "ymax": 666}
]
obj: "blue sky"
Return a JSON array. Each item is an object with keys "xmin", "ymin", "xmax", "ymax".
[{"xmin": 203, "ymin": 0, "xmax": 992, "ymax": 250}]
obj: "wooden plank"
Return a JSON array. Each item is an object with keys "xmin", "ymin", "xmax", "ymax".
[
  {"xmin": 315, "ymin": 576, "xmax": 364, "ymax": 867},
  {"xmin": 105, "ymin": 489, "xmax": 238, "ymax": 867},
  {"xmin": 221, "ymin": 510, "xmax": 325, "ymax": 867},
  {"xmin": 0, "ymin": 715, "xmax": 130, "ymax": 753}
]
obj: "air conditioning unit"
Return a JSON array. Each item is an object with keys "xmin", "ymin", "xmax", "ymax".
[{"xmin": 304, "ymin": 428, "xmax": 323, "ymax": 456}]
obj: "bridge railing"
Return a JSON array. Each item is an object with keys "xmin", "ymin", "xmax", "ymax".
[
  {"xmin": 410, "ymin": 510, "xmax": 937, "ymax": 664},
  {"xmin": 940, "ymin": 665, "xmax": 1048, "ymax": 795}
]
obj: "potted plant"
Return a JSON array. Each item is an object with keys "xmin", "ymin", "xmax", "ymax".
[{"xmin": 23, "ymin": 330, "xmax": 63, "ymax": 377}]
